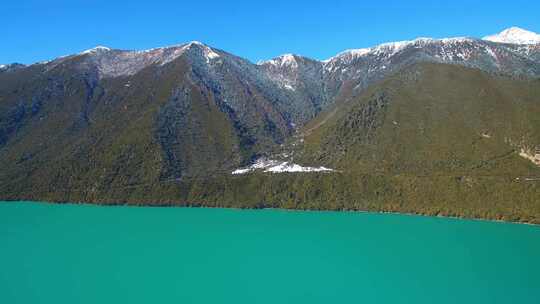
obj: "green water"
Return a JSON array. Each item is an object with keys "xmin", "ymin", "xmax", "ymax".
[{"xmin": 1, "ymin": 201, "xmax": 539, "ymax": 303}]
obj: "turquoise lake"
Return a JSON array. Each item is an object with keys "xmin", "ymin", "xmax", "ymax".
[{"xmin": 1, "ymin": 201, "xmax": 539, "ymax": 303}]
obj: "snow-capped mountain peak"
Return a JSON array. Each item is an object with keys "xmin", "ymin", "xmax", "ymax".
[
  {"xmin": 323, "ymin": 48, "xmax": 371, "ymax": 63},
  {"xmin": 325, "ymin": 37, "xmax": 477, "ymax": 63},
  {"xmin": 0, "ymin": 63, "xmax": 26, "ymax": 71},
  {"xmin": 483, "ymin": 27, "xmax": 540, "ymax": 45},
  {"xmin": 80, "ymin": 46, "xmax": 112, "ymax": 55},
  {"xmin": 324, "ymin": 37, "xmax": 440, "ymax": 63},
  {"xmin": 55, "ymin": 41, "xmax": 224, "ymax": 78},
  {"xmin": 184, "ymin": 41, "xmax": 220, "ymax": 61},
  {"xmin": 259, "ymin": 54, "xmax": 299, "ymax": 68},
  {"xmin": 186, "ymin": 40, "xmax": 206, "ymax": 47}
]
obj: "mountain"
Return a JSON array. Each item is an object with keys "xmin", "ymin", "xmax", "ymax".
[
  {"xmin": 250, "ymin": 28, "xmax": 540, "ymax": 120},
  {"xmin": 266, "ymin": 34, "xmax": 540, "ymax": 112},
  {"xmin": 300, "ymin": 63, "xmax": 540, "ymax": 176},
  {"xmin": 0, "ymin": 41, "xmax": 309, "ymax": 185},
  {"xmin": 1, "ymin": 27, "xmax": 540, "ymax": 223},
  {"xmin": 258, "ymin": 54, "xmax": 328, "ymax": 122},
  {"xmin": 0, "ymin": 63, "xmax": 26, "ymax": 73},
  {"xmin": 293, "ymin": 62, "xmax": 540, "ymax": 223},
  {"xmin": 484, "ymin": 27, "xmax": 540, "ymax": 44}
]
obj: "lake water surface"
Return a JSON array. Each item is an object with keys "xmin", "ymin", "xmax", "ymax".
[{"xmin": 1, "ymin": 201, "xmax": 539, "ymax": 303}]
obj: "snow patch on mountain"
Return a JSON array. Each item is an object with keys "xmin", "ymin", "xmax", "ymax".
[
  {"xmin": 258, "ymin": 54, "xmax": 306, "ymax": 91},
  {"xmin": 326, "ymin": 38, "xmax": 425, "ymax": 62},
  {"xmin": 375, "ymin": 38, "xmax": 432, "ymax": 55},
  {"xmin": 320, "ymin": 34, "xmax": 539, "ymax": 76},
  {"xmin": 232, "ymin": 158, "xmax": 335, "ymax": 174},
  {"xmin": 124, "ymin": 41, "xmax": 220, "ymax": 66},
  {"xmin": 259, "ymin": 54, "xmax": 298, "ymax": 68},
  {"xmin": 485, "ymin": 46, "xmax": 498, "ymax": 61},
  {"xmin": 0, "ymin": 63, "xmax": 27, "ymax": 71},
  {"xmin": 196, "ymin": 43, "xmax": 220, "ymax": 63},
  {"xmin": 439, "ymin": 37, "xmax": 474, "ymax": 44},
  {"xmin": 14, "ymin": 26, "xmax": 540, "ymax": 82},
  {"xmin": 322, "ymin": 48, "xmax": 370, "ymax": 64},
  {"xmin": 283, "ymin": 84, "xmax": 295, "ymax": 91},
  {"xmin": 81, "ymin": 46, "xmax": 112, "ymax": 55},
  {"xmin": 69, "ymin": 41, "xmax": 225, "ymax": 78},
  {"xmin": 483, "ymin": 27, "xmax": 540, "ymax": 45},
  {"xmin": 519, "ymin": 148, "xmax": 540, "ymax": 166},
  {"xmin": 325, "ymin": 37, "xmax": 478, "ymax": 64}
]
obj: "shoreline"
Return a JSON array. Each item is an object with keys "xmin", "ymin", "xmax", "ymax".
[{"xmin": 2, "ymin": 199, "xmax": 539, "ymax": 227}]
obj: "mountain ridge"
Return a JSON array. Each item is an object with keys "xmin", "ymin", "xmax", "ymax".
[
  {"xmin": 1, "ymin": 28, "xmax": 540, "ymax": 223},
  {"xmin": 4, "ymin": 28, "xmax": 538, "ymax": 118},
  {"xmin": 3, "ymin": 27, "xmax": 539, "ymax": 71}
]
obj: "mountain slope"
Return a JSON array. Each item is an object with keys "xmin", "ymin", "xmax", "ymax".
[
  {"xmin": 0, "ymin": 42, "xmax": 304, "ymax": 198},
  {"xmin": 258, "ymin": 27, "xmax": 540, "ymax": 115},
  {"xmin": 301, "ymin": 63, "xmax": 540, "ymax": 176},
  {"xmin": 1, "ymin": 29, "xmax": 540, "ymax": 223}
]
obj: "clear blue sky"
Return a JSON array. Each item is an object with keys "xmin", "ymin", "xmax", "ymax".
[{"xmin": 2, "ymin": 0, "xmax": 539, "ymax": 64}]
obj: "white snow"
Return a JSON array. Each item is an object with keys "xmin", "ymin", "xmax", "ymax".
[
  {"xmin": 322, "ymin": 48, "xmax": 370, "ymax": 64},
  {"xmin": 342, "ymin": 48, "xmax": 371, "ymax": 58},
  {"xmin": 144, "ymin": 41, "xmax": 219, "ymax": 65},
  {"xmin": 69, "ymin": 40, "xmax": 225, "ymax": 78},
  {"xmin": 231, "ymin": 168, "xmax": 252, "ymax": 174},
  {"xmin": 280, "ymin": 54, "xmax": 297, "ymax": 66},
  {"xmin": 519, "ymin": 148, "xmax": 540, "ymax": 166},
  {"xmin": 81, "ymin": 46, "xmax": 112, "ymax": 55},
  {"xmin": 232, "ymin": 158, "xmax": 335, "ymax": 174},
  {"xmin": 178, "ymin": 41, "xmax": 220, "ymax": 63},
  {"xmin": 156, "ymin": 46, "xmax": 192, "ymax": 66},
  {"xmin": 205, "ymin": 49, "xmax": 220, "ymax": 59},
  {"xmin": 320, "ymin": 27, "xmax": 531, "ymax": 66},
  {"xmin": 259, "ymin": 54, "xmax": 298, "ymax": 68},
  {"xmin": 201, "ymin": 46, "xmax": 220, "ymax": 63},
  {"xmin": 28, "ymin": 27, "xmax": 539, "ymax": 81},
  {"xmin": 283, "ymin": 84, "xmax": 295, "ymax": 91},
  {"xmin": 344, "ymin": 48, "xmax": 371, "ymax": 57},
  {"xmin": 440, "ymin": 37, "xmax": 474, "ymax": 43},
  {"xmin": 483, "ymin": 27, "xmax": 540, "ymax": 45},
  {"xmin": 265, "ymin": 162, "xmax": 334, "ymax": 173},
  {"xmin": 323, "ymin": 37, "xmax": 445, "ymax": 65},
  {"xmin": 259, "ymin": 54, "xmax": 300, "ymax": 90},
  {"xmin": 35, "ymin": 59, "xmax": 53, "ymax": 65},
  {"xmin": 374, "ymin": 38, "xmax": 432, "ymax": 54},
  {"xmin": 485, "ymin": 46, "xmax": 497, "ymax": 59},
  {"xmin": 335, "ymin": 38, "xmax": 429, "ymax": 58}
]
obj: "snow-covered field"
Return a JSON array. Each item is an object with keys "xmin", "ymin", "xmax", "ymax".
[{"xmin": 232, "ymin": 158, "xmax": 335, "ymax": 174}]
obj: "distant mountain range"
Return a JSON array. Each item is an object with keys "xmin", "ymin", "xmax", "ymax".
[{"xmin": 1, "ymin": 27, "xmax": 539, "ymax": 223}]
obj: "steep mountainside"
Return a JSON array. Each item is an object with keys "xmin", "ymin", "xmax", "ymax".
[
  {"xmin": 321, "ymin": 37, "xmax": 540, "ymax": 102},
  {"xmin": 301, "ymin": 63, "xmax": 540, "ymax": 176},
  {"xmin": 248, "ymin": 28, "xmax": 534, "ymax": 107},
  {"xmin": 0, "ymin": 42, "xmax": 309, "ymax": 197}
]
